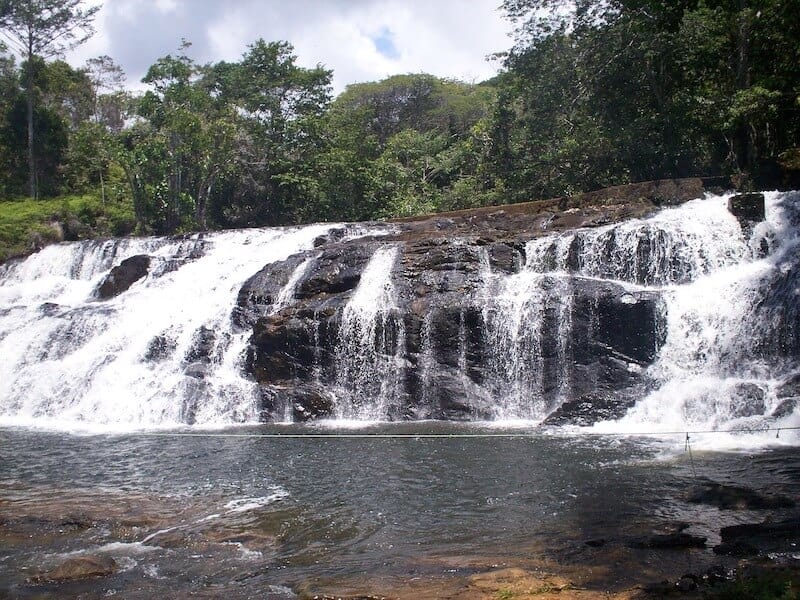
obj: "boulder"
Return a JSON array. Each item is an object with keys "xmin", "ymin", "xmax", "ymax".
[
  {"xmin": 295, "ymin": 243, "xmax": 376, "ymax": 298},
  {"xmin": 143, "ymin": 334, "xmax": 177, "ymax": 362},
  {"xmin": 290, "ymin": 386, "xmax": 335, "ymax": 422},
  {"xmin": 772, "ymin": 397, "xmax": 798, "ymax": 419},
  {"xmin": 728, "ymin": 192, "xmax": 766, "ymax": 227},
  {"xmin": 31, "ymin": 554, "xmax": 117, "ymax": 583},
  {"xmin": 234, "ymin": 253, "xmax": 309, "ymax": 328},
  {"xmin": 717, "ymin": 518, "xmax": 800, "ymax": 556},
  {"xmin": 776, "ymin": 373, "xmax": 800, "ymax": 399},
  {"xmin": 729, "ymin": 383, "xmax": 767, "ymax": 418},
  {"xmin": 258, "ymin": 384, "xmax": 335, "ymax": 422},
  {"xmin": 594, "ymin": 289, "xmax": 664, "ymax": 364},
  {"xmin": 542, "ymin": 391, "xmax": 638, "ymax": 427},
  {"xmin": 94, "ymin": 254, "xmax": 150, "ymax": 300},
  {"xmin": 185, "ymin": 326, "xmax": 218, "ymax": 364}
]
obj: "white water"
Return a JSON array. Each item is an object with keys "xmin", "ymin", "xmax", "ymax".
[
  {"xmin": 1, "ymin": 192, "xmax": 799, "ymax": 445},
  {"xmin": 0, "ymin": 225, "xmax": 334, "ymax": 430},
  {"xmin": 526, "ymin": 195, "xmax": 749, "ymax": 285},
  {"xmin": 587, "ymin": 192, "xmax": 800, "ymax": 445},
  {"xmin": 482, "ymin": 271, "xmax": 573, "ymax": 420},
  {"xmin": 471, "ymin": 192, "xmax": 800, "ymax": 445},
  {"xmin": 333, "ymin": 245, "xmax": 405, "ymax": 419}
]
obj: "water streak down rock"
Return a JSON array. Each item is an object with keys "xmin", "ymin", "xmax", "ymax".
[
  {"xmin": 244, "ymin": 179, "xmax": 726, "ymax": 422},
  {"xmin": 4, "ymin": 179, "xmax": 799, "ymax": 431}
]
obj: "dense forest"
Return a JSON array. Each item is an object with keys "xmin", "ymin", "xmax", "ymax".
[{"xmin": 0, "ymin": 0, "xmax": 799, "ymax": 259}]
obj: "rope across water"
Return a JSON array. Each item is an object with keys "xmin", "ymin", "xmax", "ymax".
[{"xmin": 129, "ymin": 425, "xmax": 800, "ymax": 440}]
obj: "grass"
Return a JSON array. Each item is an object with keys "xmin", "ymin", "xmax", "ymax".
[{"xmin": 0, "ymin": 194, "xmax": 135, "ymax": 262}]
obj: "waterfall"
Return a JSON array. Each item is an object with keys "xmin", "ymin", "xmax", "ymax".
[
  {"xmin": 592, "ymin": 191, "xmax": 800, "ymax": 435},
  {"xmin": 2, "ymin": 191, "xmax": 799, "ymax": 435},
  {"xmin": 476, "ymin": 192, "xmax": 799, "ymax": 432},
  {"xmin": 270, "ymin": 257, "xmax": 313, "ymax": 315},
  {"xmin": 0, "ymin": 225, "xmax": 334, "ymax": 429},
  {"xmin": 332, "ymin": 246, "xmax": 405, "ymax": 420},
  {"xmin": 526, "ymin": 196, "xmax": 748, "ymax": 285},
  {"xmin": 484, "ymin": 270, "xmax": 571, "ymax": 420}
]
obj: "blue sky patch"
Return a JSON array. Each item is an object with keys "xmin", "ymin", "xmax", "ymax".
[{"xmin": 371, "ymin": 27, "xmax": 400, "ymax": 60}]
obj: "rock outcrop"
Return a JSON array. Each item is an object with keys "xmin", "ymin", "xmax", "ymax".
[
  {"xmin": 239, "ymin": 179, "xmax": 717, "ymax": 422},
  {"xmin": 94, "ymin": 254, "xmax": 150, "ymax": 299}
]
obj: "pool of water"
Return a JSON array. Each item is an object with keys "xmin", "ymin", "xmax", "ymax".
[{"xmin": 2, "ymin": 423, "xmax": 799, "ymax": 598}]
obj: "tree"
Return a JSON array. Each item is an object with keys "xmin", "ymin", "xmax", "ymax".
[
  {"xmin": 204, "ymin": 39, "xmax": 333, "ymax": 226},
  {"xmin": 0, "ymin": 0, "xmax": 100, "ymax": 198},
  {"xmin": 84, "ymin": 55, "xmax": 128, "ymax": 131},
  {"xmin": 497, "ymin": 0, "xmax": 800, "ymax": 191},
  {"xmin": 308, "ymin": 73, "xmax": 497, "ymax": 220}
]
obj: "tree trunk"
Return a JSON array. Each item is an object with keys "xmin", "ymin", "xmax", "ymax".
[
  {"xmin": 735, "ymin": 0, "xmax": 754, "ymax": 175},
  {"xmin": 120, "ymin": 162, "xmax": 146, "ymax": 233},
  {"xmin": 195, "ymin": 174, "xmax": 215, "ymax": 231},
  {"xmin": 25, "ymin": 44, "xmax": 36, "ymax": 199}
]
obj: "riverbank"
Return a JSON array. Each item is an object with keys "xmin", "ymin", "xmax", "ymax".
[
  {"xmin": 3, "ymin": 482, "xmax": 797, "ymax": 600},
  {"xmin": 0, "ymin": 194, "xmax": 134, "ymax": 263}
]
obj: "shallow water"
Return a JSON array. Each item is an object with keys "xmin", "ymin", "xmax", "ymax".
[{"xmin": 2, "ymin": 423, "xmax": 799, "ymax": 598}]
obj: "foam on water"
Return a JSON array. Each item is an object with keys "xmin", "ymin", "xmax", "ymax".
[
  {"xmin": 587, "ymin": 191, "xmax": 800, "ymax": 447},
  {"xmin": 332, "ymin": 245, "xmax": 405, "ymax": 420},
  {"xmin": 0, "ymin": 225, "xmax": 336, "ymax": 430}
]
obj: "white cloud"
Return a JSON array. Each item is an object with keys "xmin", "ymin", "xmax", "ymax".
[{"xmin": 68, "ymin": 0, "xmax": 513, "ymax": 95}]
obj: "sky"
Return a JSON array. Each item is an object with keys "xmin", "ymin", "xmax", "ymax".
[{"xmin": 67, "ymin": 0, "xmax": 514, "ymax": 96}]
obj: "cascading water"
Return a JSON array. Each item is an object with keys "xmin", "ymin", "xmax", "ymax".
[
  {"xmin": 471, "ymin": 191, "xmax": 800, "ymax": 435},
  {"xmin": 525, "ymin": 197, "xmax": 749, "ymax": 285},
  {"xmin": 1, "ymin": 191, "xmax": 799, "ymax": 437},
  {"xmin": 0, "ymin": 225, "xmax": 334, "ymax": 429},
  {"xmin": 332, "ymin": 245, "xmax": 405, "ymax": 420},
  {"xmin": 481, "ymin": 269, "xmax": 574, "ymax": 420},
  {"xmin": 591, "ymin": 191, "xmax": 800, "ymax": 437}
]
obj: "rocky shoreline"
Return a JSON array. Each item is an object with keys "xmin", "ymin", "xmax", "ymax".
[{"xmin": 2, "ymin": 473, "xmax": 797, "ymax": 599}]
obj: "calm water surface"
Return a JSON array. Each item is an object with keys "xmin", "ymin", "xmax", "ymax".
[{"xmin": 2, "ymin": 423, "xmax": 799, "ymax": 598}]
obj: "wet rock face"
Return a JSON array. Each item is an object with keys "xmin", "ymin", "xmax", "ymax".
[
  {"xmin": 687, "ymin": 482, "xmax": 795, "ymax": 510},
  {"xmin": 238, "ymin": 180, "xmax": 724, "ymax": 423},
  {"xmin": 30, "ymin": 554, "xmax": 117, "ymax": 583},
  {"xmin": 715, "ymin": 518, "xmax": 800, "ymax": 557},
  {"xmin": 94, "ymin": 254, "xmax": 150, "ymax": 300},
  {"xmin": 241, "ymin": 235, "xmax": 667, "ymax": 423},
  {"xmin": 728, "ymin": 192, "xmax": 766, "ymax": 228}
]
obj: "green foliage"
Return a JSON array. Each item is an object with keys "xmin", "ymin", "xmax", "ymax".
[
  {"xmin": 494, "ymin": 0, "xmax": 800, "ymax": 197},
  {"xmin": 307, "ymin": 73, "xmax": 498, "ymax": 221},
  {"xmin": 2, "ymin": 0, "xmax": 800, "ymax": 254},
  {"xmin": 0, "ymin": 0, "xmax": 100, "ymax": 198},
  {"xmin": 0, "ymin": 193, "xmax": 134, "ymax": 261}
]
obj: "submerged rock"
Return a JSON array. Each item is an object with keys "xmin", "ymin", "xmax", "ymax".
[
  {"xmin": 687, "ymin": 482, "xmax": 796, "ymax": 510},
  {"xmin": 30, "ymin": 554, "xmax": 117, "ymax": 583},
  {"xmin": 627, "ymin": 532, "xmax": 707, "ymax": 550},
  {"xmin": 728, "ymin": 192, "xmax": 766, "ymax": 226},
  {"xmin": 715, "ymin": 518, "xmax": 800, "ymax": 557}
]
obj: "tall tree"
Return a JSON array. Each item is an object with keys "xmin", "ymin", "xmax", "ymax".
[{"xmin": 0, "ymin": 0, "xmax": 99, "ymax": 198}]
